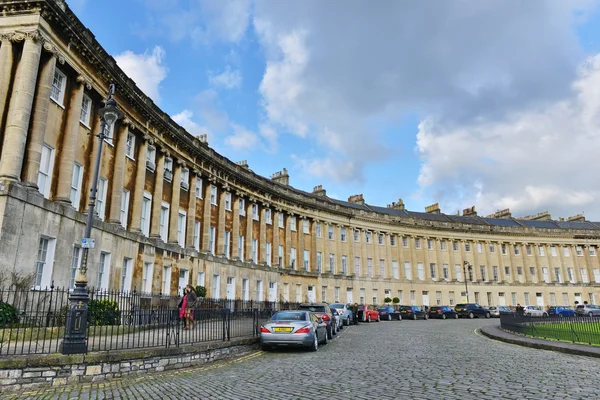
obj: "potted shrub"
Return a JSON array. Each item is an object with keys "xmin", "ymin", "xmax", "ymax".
[{"xmin": 384, "ymin": 297, "xmax": 392, "ymax": 305}]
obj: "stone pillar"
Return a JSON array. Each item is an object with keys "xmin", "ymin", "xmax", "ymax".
[
  {"xmin": 0, "ymin": 37, "xmax": 15, "ymax": 137},
  {"xmin": 360, "ymin": 229, "xmax": 368, "ymax": 277},
  {"xmin": 0, "ymin": 35, "xmax": 42, "ymax": 181},
  {"xmin": 150, "ymin": 150, "xmax": 166, "ymax": 238},
  {"xmin": 22, "ymin": 53, "xmax": 57, "ymax": 187},
  {"xmin": 168, "ymin": 161, "xmax": 183, "ymax": 244},
  {"xmin": 108, "ymin": 121, "xmax": 132, "ymax": 222},
  {"xmin": 297, "ymin": 218, "xmax": 305, "ymax": 269},
  {"xmin": 130, "ymin": 135, "xmax": 150, "ymax": 232},
  {"xmin": 186, "ymin": 171, "xmax": 198, "ymax": 248},
  {"xmin": 245, "ymin": 200, "xmax": 253, "ymax": 261},
  {"xmin": 386, "ymin": 233, "xmax": 393, "ymax": 277},
  {"xmin": 232, "ymin": 195, "xmax": 241, "ymax": 259},
  {"xmin": 285, "ymin": 214, "xmax": 292, "ymax": 267},
  {"xmin": 55, "ymin": 76, "xmax": 86, "ymax": 203},
  {"xmin": 216, "ymin": 186, "xmax": 227, "ymax": 255},
  {"xmin": 273, "ymin": 209, "xmax": 281, "ymax": 265},
  {"xmin": 259, "ymin": 206, "xmax": 267, "ymax": 264},
  {"xmin": 201, "ymin": 179, "xmax": 213, "ymax": 252},
  {"xmin": 311, "ymin": 220, "xmax": 318, "ymax": 272}
]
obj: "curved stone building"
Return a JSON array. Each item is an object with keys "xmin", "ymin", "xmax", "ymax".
[{"xmin": 0, "ymin": 0, "xmax": 598, "ymax": 308}]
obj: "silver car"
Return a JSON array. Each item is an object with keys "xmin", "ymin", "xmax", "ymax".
[
  {"xmin": 330, "ymin": 303, "xmax": 352, "ymax": 326},
  {"xmin": 259, "ymin": 310, "xmax": 328, "ymax": 352},
  {"xmin": 576, "ymin": 304, "xmax": 600, "ymax": 317}
]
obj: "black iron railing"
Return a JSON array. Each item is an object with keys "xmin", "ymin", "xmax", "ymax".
[
  {"xmin": 500, "ymin": 313, "xmax": 600, "ymax": 345},
  {"xmin": 0, "ymin": 286, "xmax": 299, "ymax": 356}
]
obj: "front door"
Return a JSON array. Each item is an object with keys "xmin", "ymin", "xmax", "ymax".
[
  {"xmin": 268, "ymin": 282, "xmax": 277, "ymax": 302},
  {"xmin": 178, "ymin": 269, "xmax": 188, "ymax": 295},
  {"xmin": 422, "ymin": 291, "xmax": 430, "ymax": 306},
  {"xmin": 536, "ymin": 293, "xmax": 544, "ymax": 307},
  {"xmin": 226, "ymin": 277, "xmax": 235, "ymax": 309},
  {"xmin": 499, "ymin": 293, "xmax": 506, "ymax": 306},
  {"xmin": 307, "ymin": 285, "xmax": 316, "ymax": 302},
  {"xmin": 346, "ymin": 288, "xmax": 353, "ymax": 304}
]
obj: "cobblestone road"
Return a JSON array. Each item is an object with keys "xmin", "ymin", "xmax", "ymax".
[{"xmin": 5, "ymin": 319, "xmax": 600, "ymax": 399}]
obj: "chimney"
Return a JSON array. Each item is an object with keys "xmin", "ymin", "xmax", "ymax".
[
  {"xmin": 348, "ymin": 194, "xmax": 365, "ymax": 205},
  {"xmin": 387, "ymin": 198, "xmax": 406, "ymax": 210},
  {"xmin": 519, "ymin": 211, "xmax": 551, "ymax": 221},
  {"xmin": 312, "ymin": 185, "xmax": 327, "ymax": 196},
  {"xmin": 198, "ymin": 134, "xmax": 208, "ymax": 144},
  {"xmin": 271, "ymin": 168, "xmax": 289, "ymax": 185},
  {"xmin": 462, "ymin": 206, "xmax": 477, "ymax": 216},
  {"xmin": 486, "ymin": 208, "xmax": 512, "ymax": 219},
  {"xmin": 567, "ymin": 213, "xmax": 585, "ymax": 222},
  {"xmin": 236, "ymin": 160, "xmax": 249, "ymax": 169},
  {"xmin": 425, "ymin": 203, "xmax": 441, "ymax": 214}
]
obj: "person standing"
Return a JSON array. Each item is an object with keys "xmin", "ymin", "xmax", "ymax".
[
  {"xmin": 352, "ymin": 303, "xmax": 360, "ymax": 325},
  {"xmin": 516, "ymin": 303, "xmax": 524, "ymax": 317},
  {"xmin": 183, "ymin": 284, "xmax": 198, "ymax": 330}
]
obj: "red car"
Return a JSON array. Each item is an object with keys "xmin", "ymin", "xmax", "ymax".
[{"xmin": 358, "ymin": 304, "xmax": 380, "ymax": 322}]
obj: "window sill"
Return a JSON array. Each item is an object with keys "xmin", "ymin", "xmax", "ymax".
[
  {"xmin": 79, "ymin": 120, "xmax": 91, "ymax": 130},
  {"xmin": 50, "ymin": 97, "xmax": 65, "ymax": 109},
  {"xmin": 126, "ymin": 155, "xmax": 135, "ymax": 162},
  {"xmin": 103, "ymin": 139, "xmax": 115, "ymax": 147}
]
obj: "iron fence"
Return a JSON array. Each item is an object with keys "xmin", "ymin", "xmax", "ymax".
[
  {"xmin": 0, "ymin": 286, "xmax": 299, "ymax": 356},
  {"xmin": 500, "ymin": 313, "xmax": 600, "ymax": 345}
]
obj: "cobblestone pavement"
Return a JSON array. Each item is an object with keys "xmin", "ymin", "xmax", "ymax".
[{"xmin": 5, "ymin": 319, "xmax": 600, "ymax": 399}]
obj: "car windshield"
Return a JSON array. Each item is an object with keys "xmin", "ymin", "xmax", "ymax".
[
  {"xmin": 400, "ymin": 306, "xmax": 412, "ymax": 311},
  {"xmin": 298, "ymin": 305, "xmax": 326, "ymax": 312},
  {"xmin": 271, "ymin": 312, "xmax": 306, "ymax": 321},
  {"xmin": 330, "ymin": 304, "xmax": 344, "ymax": 309}
]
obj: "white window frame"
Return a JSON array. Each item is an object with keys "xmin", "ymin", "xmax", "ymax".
[
  {"xmin": 209, "ymin": 226, "xmax": 216, "ymax": 255},
  {"xmin": 120, "ymin": 189, "xmax": 130, "ymax": 229},
  {"xmin": 50, "ymin": 68, "xmax": 67, "ymax": 106},
  {"xmin": 96, "ymin": 177, "xmax": 108, "ymax": 221},
  {"xmin": 291, "ymin": 247, "xmax": 297, "ymax": 268},
  {"xmin": 224, "ymin": 230, "xmax": 231, "ymax": 259},
  {"xmin": 125, "ymin": 132, "xmax": 136, "ymax": 159},
  {"xmin": 316, "ymin": 223, "xmax": 322, "ymax": 238},
  {"xmin": 238, "ymin": 235, "xmax": 245, "ymax": 260},
  {"xmin": 97, "ymin": 252, "xmax": 111, "ymax": 290},
  {"xmin": 104, "ymin": 122, "xmax": 115, "ymax": 146},
  {"xmin": 290, "ymin": 216, "xmax": 296, "ymax": 231},
  {"xmin": 317, "ymin": 252, "xmax": 323, "ymax": 272},
  {"xmin": 265, "ymin": 209, "xmax": 272, "ymax": 224},
  {"xmin": 278, "ymin": 213, "xmax": 284, "ymax": 228},
  {"xmin": 141, "ymin": 192, "xmax": 152, "ymax": 236},
  {"xmin": 159, "ymin": 202, "xmax": 170, "ymax": 243},
  {"xmin": 195, "ymin": 177, "xmax": 203, "ymax": 198},
  {"xmin": 266, "ymin": 242, "xmax": 272, "ymax": 266},
  {"xmin": 162, "ymin": 266, "xmax": 172, "ymax": 295},
  {"xmin": 210, "ymin": 185, "xmax": 217, "ymax": 205},
  {"xmin": 341, "ymin": 227, "xmax": 347, "ymax": 242},
  {"xmin": 177, "ymin": 210, "xmax": 187, "ymax": 247},
  {"xmin": 37, "ymin": 144, "xmax": 55, "ymax": 199},
  {"xmin": 146, "ymin": 145, "xmax": 156, "ymax": 172},
  {"xmin": 303, "ymin": 220, "xmax": 309, "ymax": 234},
  {"xmin": 80, "ymin": 93, "xmax": 92, "ymax": 127},
  {"xmin": 69, "ymin": 245, "xmax": 82, "ymax": 290},
  {"xmin": 252, "ymin": 239, "xmax": 258, "ymax": 264},
  {"xmin": 328, "ymin": 225, "xmax": 334, "ymax": 240},
  {"xmin": 180, "ymin": 168, "xmax": 189, "ymax": 190},
  {"xmin": 142, "ymin": 262, "xmax": 154, "ymax": 293},
  {"xmin": 121, "ymin": 257, "xmax": 133, "ymax": 292},
  {"xmin": 304, "ymin": 249, "xmax": 310, "ymax": 270},
  {"xmin": 225, "ymin": 192, "xmax": 232, "ymax": 211},
  {"xmin": 193, "ymin": 221, "xmax": 201, "ymax": 251},
  {"xmin": 252, "ymin": 204, "xmax": 259, "ymax": 220},
  {"xmin": 164, "ymin": 157, "xmax": 173, "ymax": 182},
  {"xmin": 70, "ymin": 162, "xmax": 84, "ymax": 210},
  {"xmin": 239, "ymin": 198, "xmax": 245, "ymax": 216}
]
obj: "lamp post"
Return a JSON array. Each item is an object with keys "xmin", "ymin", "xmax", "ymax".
[
  {"xmin": 62, "ymin": 84, "xmax": 123, "ymax": 354},
  {"xmin": 463, "ymin": 261, "xmax": 473, "ymax": 303}
]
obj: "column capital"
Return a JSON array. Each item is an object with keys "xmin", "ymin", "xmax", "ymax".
[
  {"xmin": 76, "ymin": 75, "xmax": 92, "ymax": 90},
  {"xmin": 261, "ymin": 201, "xmax": 270, "ymax": 208},
  {"xmin": 235, "ymin": 190, "xmax": 245, "ymax": 198},
  {"xmin": 9, "ymin": 29, "xmax": 42, "ymax": 43},
  {"xmin": 159, "ymin": 147, "xmax": 170, "ymax": 156},
  {"xmin": 142, "ymin": 133, "xmax": 154, "ymax": 144},
  {"xmin": 122, "ymin": 117, "xmax": 136, "ymax": 130}
]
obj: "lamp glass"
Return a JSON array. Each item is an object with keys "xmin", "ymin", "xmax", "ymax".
[{"xmin": 103, "ymin": 110, "xmax": 119, "ymax": 126}]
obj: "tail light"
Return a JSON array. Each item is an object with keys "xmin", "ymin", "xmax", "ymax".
[
  {"xmin": 437, "ymin": 310, "xmax": 442, "ymax": 313},
  {"xmin": 321, "ymin": 314, "xmax": 330, "ymax": 321},
  {"xmin": 259, "ymin": 326, "xmax": 270, "ymax": 333},
  {"xmin": 295, "ymin": 327, "xmax": 311, "ymax": 334},
  {"xmin": 407, "ymin": 310, "xmax": 412, "ymax": 313}
]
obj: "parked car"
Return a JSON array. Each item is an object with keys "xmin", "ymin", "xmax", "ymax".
[
  {"xmin": 377, "ymin": 305, "xmax": 402, "ymax": 321},
  {"xmin": 259, "ymin": 310, "xmax": 328, "ymax": 351},
  {"xmin": 331, "ymin": 308, "xmax": 343, "ymax": 332},
  {"xmin": 454, "ymin": 303, "xmax": 490, "ymax": 319},
  {"xmin": 297, "ymin": 303, "xmax": 336, "ymax": 339},
  {"xmin": 330, "ymin": 303, "xmax": 352, "ymax": 325},
  {"xmin": 575, "ymin": 304, "xmax": 600, "ymax": 317},
  {"xmin": 357, "ymin": 304, "xmax": 381, "ymax": 322},
  {"xmin": 522, "ymin": 305, "xmax": 547, "ymax": 317},
  {"xmin": 399, "ymin": 305, "xmax": 428, "ymax": 320},
  {"xmin": 489, "ymin": 306, "xmax": 513, "ymax": 317},
  {"xmin": 428, "ymin": 305, "xmax": 458, "ymax": 320},
  {"xmin": 547, "ymin": 306, "xmax": 576, "ymax": 317}
]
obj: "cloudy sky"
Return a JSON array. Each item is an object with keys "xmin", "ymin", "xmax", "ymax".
[{"xmin": 69, "ymin": 0, "xmax": 600, "ymax": 220}]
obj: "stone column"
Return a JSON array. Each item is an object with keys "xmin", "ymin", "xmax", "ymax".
[
  {"xmin": 168, "ymin": 161, "xmax": 183, "ymax": 244},
  {"xmin": 0, "ymin": 37, "xmax": 15, "ymax": 137},
  {"xmin": 216, "ymin": 185, "xmax": 227, "ymax": 255},
  {"xmin": 386, "ymin": 234, "xmax": 393, "ymax": 278},
  {"xmin": 311, "ymin": 220, "xmax": 318, "ymax": 272},
  {"xmin": 273, "ymin": 209, "xmax": 281, "ymax": 265},
  {"xmin": 360, "ymin": 229, "xmax": 368, "ymax": 277},
  {"xmin": 259, "ymin": 206, "xmax": 267, "ymax": 264},
  {"xmin": 55, "ymin": 75, "xmax": 87, "ymax": 203},
  {"xmin": 201, "ymin": 179, "xmax": 212, "ymax": 252},
  {"xmin": 22, "ymin": 53, "xmax": 57, "ymax": 187},
  {"xmin": 245, "ymin": 200, "xmax": 253, "ymax": 261},
  {"xmin": 130, "ymin": 135, "xmax": 150, "ymax": 232},
  {"xmin": 0, "ymin": 34, "xmax": 42, "ymax": 181},
  {"xmin": 297, "ymin": 218, "xmax": 305, "ymax": 269},
  {"xmin": 150, "ymin": 150, "xmax": 166, "ymax": 238},
  {"xmin": 185, "ymin": 171, "xmax": 198, "ymax": 248},
  {"xmin": 285, "ymin": 214, "xmax": 292, "ymax": 267},
  {"xmin": 232, "ymin": 194, "xmax": 241, "ymax": 259},
  {"xmin": 108, "ymin": 121, "xmax": 132, "ymax": 222}
]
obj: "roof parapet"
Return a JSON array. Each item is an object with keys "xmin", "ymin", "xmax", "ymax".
[
  {"xmin": 425, "ymin": 203, "xmax": 441, "ymax": 214},
  {"xmin": 486, "ymin": 208, "xmax": 512, "ymax": 219},
  {"xmin": 271, "ymin": 168, "xmax": 289, "ymax": 186},
  {"xmin": 348, "ymin": 194, "xmax": 365, "ymax": 205},
  {"xmin": 462, "ymin": 206, "xmax": 477, "ymax": 216},
  {"xmin": 568, "ymin": 213, "xmax": 585, "ymax": 222},
  {"xmin": 236, "ymin": 160, "xmax": 249, "ymax": 169},
  {"xmin": 387, "ymin": 198, "xmax": 405, "ymax": 210},
  {"xmin": 312, "ymin": 185, "xmax": 327, "ymax": 196},
  {"xmin": 519, "ymin": 211, "xmax": 551, "ymax": 221}
]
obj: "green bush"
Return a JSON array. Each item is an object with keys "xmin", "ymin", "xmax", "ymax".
[
  {"xmin": 384, "ymin": 297, "xmax": 392, "ymax": 304},
  {"xmin": 195, "ymin": 285, "xmax": 207, "ymax": 298},
  {"xmin": 87, "ymin": 299, "xmax": 120, "ymax": 326},
  {"xmin": 392, "ymin": 297, "xmax": 400, "ymax": 304},
  {"xmin": 0, "ymin": 301, "xmax": 18, "ymax": 327}
]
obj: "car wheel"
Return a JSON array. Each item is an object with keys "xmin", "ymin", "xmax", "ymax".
[
  {"xmin": 454, "ymin": 313, "xmax": 459, "ymax": 319},
  {"xmin": 542, "ymin": 313, "xmax": 548, "ymax": 317},
  {"xmin": 469, "ymin": 312, "xmax": 474, "ymax": 319},
  {"xmin": 485, "ymin": 312, "xmax": 491, "ymax": 319},
  {"xmin": 424, "ymin": 314, "xmax": 429, "ymax": 320},
  {"xmin": 398, "ymin": 315, "xmax": 402, "ymax": 321},
  {"xmin": 377, "ymin": 315, "xmax": 381, "ymax": 322},
  {"xmin": 332, "ymin": 324, "xmax": 337, "ymax": 335},
  {"xmin": 526, "ymin": 313, "xmax": 531, "ymax": 317},
  {"xmin": 442, "ymin": 314, "xmax": 446, "ymax": 320},
  {"xmin": 367, "ymin": 315, "xmax": 371, "ymax": 323},
  {"xmin": 344, "ymin": 318, "xmax": 350, "ymax": 326},
  {"xmin": 321, "ymin": 330, "xmax": 328, "ymax": 345},
  {"xmin": 387, "ymin": 314, "xmax": 392, "ymax": 321},
  {"xmin": 310, "ymin": 333, "xmax": 318, "ymax": 352},
  {"xmin": 413, "ymin": 314, "xmax": 417, "ymax": 321},
  {"xmin": 327, "ymin": 326, "xmax": 333, "ymax": 339}
]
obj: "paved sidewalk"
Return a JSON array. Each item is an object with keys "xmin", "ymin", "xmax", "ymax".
[{"xmin": 480, "ymin": 324, "xmax": 600, "ymax": 358}]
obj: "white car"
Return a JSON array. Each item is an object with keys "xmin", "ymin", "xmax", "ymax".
[
  {"xmin": 329, "ymin": 303, "xmax": 352, "ymax": 326},
  {"xmin": 522, "ymin": 305, "xmax": 547, "ymax": 317}
]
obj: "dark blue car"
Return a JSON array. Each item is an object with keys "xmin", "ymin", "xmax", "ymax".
[
  {"xmin": 547, "ymin": 306, "xmax": 576, "ymax": 317},
  {"xmin": 376, "ymin": 306, "xmax": 402, "ymax": 321}
]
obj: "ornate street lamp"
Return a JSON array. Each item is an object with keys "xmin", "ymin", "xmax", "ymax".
[
  {"xmin": 463, "ymin": 261, "xmax": 473, "ymax": 303},
  {"xmin": 62, "ymin": 84, "xmax": 123, "ymax": 354}
]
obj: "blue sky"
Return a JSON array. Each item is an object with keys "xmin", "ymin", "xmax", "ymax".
[{"xmin": 69, "ymin": 0, "xmax": 600, "ymax": 220}]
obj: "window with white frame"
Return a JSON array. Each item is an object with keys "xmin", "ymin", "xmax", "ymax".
[
  {"xmin": 342, "ymin": 255, "xmax": 347, "ymax": 275},
  {"xmin": 239, "ymin": 198, "xmax": 245, "ymax": 215},
  {"xmin": 567, "ymin": 268, "xmax": 575, "ymax": 283},
  {"xmin": 514, "ymin": 245, "xmax": 520, "ymax": 255},
  {"xmin": 405, "ymin": 262, "xmax": 412, "ymax": 280},
  {"xmin": 125, "ymin": 132, "xmax": 135, "ymax": 159},
  {"xmin": 455, "ymin": 264, "xmax": 462, "ymax": 281},
  {"xmin": 266, "ymin": 242, "xmax": 272, "ymax": 266},
  {"xmin": 402, "ymin": 237, "xmax": 408, "ymax": 247},
  {"xmin": 278, "ymin": 213, "xmax": 284, "ymax": 228},
  {"xmin": 542, "ymin": 267, "xmax": 550, "ymax": 283},
  {"xmin": 193, "ymin": 221, "xmax": 200, "ymax": 251},
  {"xmin": 197, "ymin": 271, "xmax": 205, "ymax": 288},
  {"xmin": 576, "ymin": 246, "xmax": 584, "ymax": 256},
  {"xmin": 379, "ymin": 259, "xmax": 385, "ymax": 277},
  {"xmin": 265, "ymin": 209, "xmax": 272, "ymax": 224},
  {"xmin": 550, "ymin": 246, "xmax": 557, "ymax": 256},
  {"xmin": 501, "ymin": 244, "xmax": 507, "ymax": 255},
  {"xmin": 554, "ymin": 267, "xmax": 562, "ymax": 283},
  {"xmin": 354, "ymin": 256, "xmax": 360, "ymax": 275},
  {"xmin": 476, "ymin": 243, "xmax": 483, "ymax": 253},
  {"xmin": 465, "ymin": 242, "xmax": 471, "ymax": 252},
  {"xmin": 290, "ymin": 247, "xmax": 296, "ymax": 268},
  {"xmin": 209, "ymin": 226, "xmax": 216, "ymax": 254},
  {"xmin": 341, "ymin": 227, "xmax": 347, "ymax": 242},
  {"xmin": 142, "ymin": 262, "xmax": 153, "ymax": 293},
  {"xmin": 162, "ymin": 266, "xmax": 172, "ymax": 295},
  {"xmin": 415, "ymin": 238, "xmax": 421, "ymax": 248},
  {"xmin": 177, "ymin": 211, "xmax": 186, "ymax": 247},
  {"xmin": 581, "ymin": 268, "xmax": 589, "ymax": 283},
  {"xmin": 164, "ymin": 157, "xmax": 173, "ymax": 182},
  {"xmin": 480, "ymin": 265, "xmax": 487, "ymax": 281},
  {"xmin": 224, "ymin": 192, "xmax": 232, "ymax": 211},
  {"xmin": 316, "ymin": 223, "xmax": 322, "ymax": 238},
  {"xmin": 141, "ymin": 193, "xmax": 152, "ymax": 236},
  {"xmin": 37, "ymin": 144, "xmax": 55, "ymax": 199},
  {"xmin": 159, "ymin": 203, "xmax": 170, "ymax": 242},
  {"xmin": 212, "ymin": 274, "xmax": 221, "ymax": 298},
  {"xmin": 562, "ymin": 293, "xmax": 569, "ymax": 306},
  {"xmin": 290, "ymin": 216, "xmax": 296, "ymax": 230},
  {"xmin": 489, "ymin": 243, "xmax": 495, "ymax": 252},
  {"xmin": 69, "ymin": 245, "xmax": 82, "ymax": 290},
  {"xmin": 303, "ymin": 220, "xmax": 309, "ymax": 234},
  {"xmin": 80, "ymin": 93, "xmax": 92, "ymax": 127},
  {"xmin": 224, "ymin": 231, "xmax": 231, "ymax": 259},
  {"xmin": 328, "ymin": 225, "xmax": 334, "ymax": 240},
  {"xmin": 390, "ymin": 235, "xmax": 396, "ymax": 246},
  {"xmin": 121, "ymin": 258, "xmax": 133, "ymax": 292},
  {"xmin": 50, "ymin": 68, "xmax": 67, "ymax": 105},
  {"xmin": 329, "ymin": 253, "xmax": 335, "ymax": 273},
  {"xmin": 563, "ymin": 246, "xmax": 570, "ymax": 256},
  {"xmin": 594, "ymin": 269, "xmax": 600, "ymax": 283},
  {"xmin": 304, "ymin": 249, "xmax": 309, "ymax": 270},
  {"xmin": 354, "ymin": 230, "xmax": 360, "ymax": 242},
  {"xmin": 252, "ymin": 239, "xmax": 258, "ymax": 263},
  {"xmin": 317, "ymin": 252, "xmax": 322, "ymax": 272},
  {"xmin": 493, "ymin": 266, "xmax": 499, "ymax": 282},
  {"xmin": 443, "ymin": 264, "xmax": 449, "ymax": 280},
  {"xmin": 538, "ymin": 245, "xmax": 545, "ymax": 256},
  {"xmin": 452, "ymin": 241, "xmax": 458, "ymax": 251},
  {"xmin": 590, "ymin": 246, "xmax": 597, "ymax": 256},
  {"xmin": 322, "ymin": 286, "xmax": 327, "ymax": 302},
  {"xmin": 392, "ymin": 261, "xmax": 399, "ymax": 279},
  {"xmin": 427, "ymin": 239, "xmax": 433, "ymax": 249},
  {"xmin": 440, "ymin": 240, "xmax": 447, "ymax": 250},
  {"xmin": 210, "ymin": 185, "xmax": 217, "ymax": 205},
  {"xmin": 366, "ymin": 231, "xmax": 372, "ymax": 244},
  {"xmin": 449, "ymin": 291, "xmax": 455, "ymax": 306},
  {"xmin": 180, "ymin": 168, "xmax": 189, "ymax": 190},
  {"xmin": 241, "ymin": 278, "xmax": 249, "ymax": 301},
  {"xmin": 238, "ymin": 235, "xmax": 245, "ymax": 260},
  {"xmin": 430, "ymin": 263, "xmax": 436, "ymax": 280},
  {"xmin": 195, "ymin": 177, "xmax": 203, "ymax": 198},
  {"xmin": 70, "ymin": 163, "xmax": 83, "ymax": 210},
  {"xmin": 96, "ymin": 177, "xmax": 108, "ymax": 220},
  {"xmin": 380, "ymin": 234, "xmax": 385, "ymax": 245},
  {"xmin": 367, "ymin": 258, "xmax": 373, "ymax": 277},
  {"xmin": 146, "ymin": 145, "xmax": 156, "ymax": 171},
  {"xmin": 120, "ymin": 189, "xmax": 130, "ymax": 229},
  {"xmin": 252, "ymin": 203, "xmax": 259, "ymax": 220},
  {"xmin": 97, "ymin": 252, "xmax": 110, "ymax": 290}
]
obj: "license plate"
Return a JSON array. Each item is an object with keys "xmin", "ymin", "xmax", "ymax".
[
  {"xmin": 273, "ymin": 327, "xmax": 292, "ymax": 333},
  {"xmin": 456, "ymin": 308, "xmax": 461, "ymax": 311}
]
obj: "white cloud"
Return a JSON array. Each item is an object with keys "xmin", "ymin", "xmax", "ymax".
[
  {"xmin": 209, "ymin": 66, "xmax": 242, "ymax": 89},
  {"xmin": 416, "ymin": 54, "xmax": 600, "ymax": 219},
  {"xmin": 114, "ymin": 46, "xmax": 168, "ymax": 103},
  {"xmin": 172, "ymin": 109, "xmax": 207, "ymax": 137},
  {"xmin": 225, "ymin": 124, "xmax": 259, "ymax": 151},
  {"xmin": 291, "ymin": 155, "xmax": 357, "ymax": 183}
]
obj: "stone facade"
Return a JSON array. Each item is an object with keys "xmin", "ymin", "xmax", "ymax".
[{"xmin": 0, "ymin": 0, "xmax": 599, "ymax": 308}]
